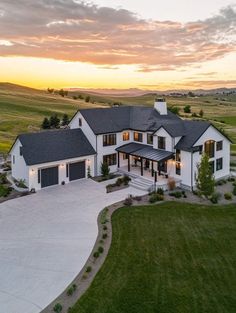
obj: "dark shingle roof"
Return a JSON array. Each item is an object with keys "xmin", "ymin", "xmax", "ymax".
[
  {"xmin": 18, "ymin": 129, "xmax": 96, "ymax": 166},
  {"xmin": 175, "ymin": 121, "xmax": 211, "ymax": 151},
  {"xmin": 79, "ymin": 106, "xmax": 185, "ymax": 136}
]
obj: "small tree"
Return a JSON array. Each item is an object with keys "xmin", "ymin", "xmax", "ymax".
[
  {"xmin": 101, "ymin": 162, "xmax": 110, "ymax": 177},
  {"xmin": 184, "ymin": 105, "xmax": 191, "ymax": 113},
  {"xmin": 199, "ymin": 109, "xmax": 204, "ymax": 118},
  {"xmin": 50, "ymin": 114, "xmax": 60, "ymax": 128},
  {"xmin": 62, "ymin": 113, "xmax": 69, "ymax": 126},
  {"xmin": 188, "ymin": 91, "xmax": 195, "ymax": 97},
  {"xmin": 41, "ymin": 117, "xmax": 50, "ymax": 129},
  {"xmin": 196, "ymin": 153, "xmax": 215, "ymax": 197},
  {"xmin": 168, "ymin": 106, "xmax": 180, "ymax": 115},
  {"xmin": 58, "ymin": 89, "xmax": 65, "ymax": 97},
  {"xmin": 85, "ymin": 96, "xmax": 90, "ymax": 103}
]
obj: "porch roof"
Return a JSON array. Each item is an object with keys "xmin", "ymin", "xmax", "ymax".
[{"xmin": 116, "ymin": 143, "xmax": 174, "ymax": 162}]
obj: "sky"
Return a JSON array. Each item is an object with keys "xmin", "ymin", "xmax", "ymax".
[{"xmin": 0, "ymin": 0, "xmax": 235, "ymax": 90}]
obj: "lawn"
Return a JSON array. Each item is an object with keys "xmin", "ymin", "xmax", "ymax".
[{"xmin": 71, "ymin": 202, "xmax": 236, "ymax": 313}]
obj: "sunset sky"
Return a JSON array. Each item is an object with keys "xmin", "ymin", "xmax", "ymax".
[{"xmin": 0, "ymin": 0, "xmax": 235, "ymax": 90}]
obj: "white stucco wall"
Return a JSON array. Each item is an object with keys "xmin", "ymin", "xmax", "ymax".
[
  {"xmin": 11, "ymin": 139, "xmax": 29, "ymax": 185},
  {"xmin": 28, "ymin": 155, "xmax": 95, "ymax": 191}
]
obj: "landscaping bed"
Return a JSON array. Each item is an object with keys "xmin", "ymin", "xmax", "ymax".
[
  {"xmin": 106, "ymin": 175, "xmax": 131, "ymax": 193},
  {"xmin": 92, "ymin": 173, "xmax": 120, "ymax": 183}
]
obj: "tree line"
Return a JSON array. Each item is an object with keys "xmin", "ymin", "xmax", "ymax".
[{"xmin": 41, "ymin": 114, "xmax": 69, "ymax": 129}]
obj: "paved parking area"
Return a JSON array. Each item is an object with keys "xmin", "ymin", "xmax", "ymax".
[{"xmin": 0, "ymin": 179, "xmax": 144, "ymax": 313}]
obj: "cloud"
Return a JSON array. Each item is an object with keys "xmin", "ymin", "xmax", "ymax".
[{"xmin": 0, "ymin": 1, "xmax": 235, "ymax": 70}]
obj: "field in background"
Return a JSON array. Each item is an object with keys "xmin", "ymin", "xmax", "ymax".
[{"xmin": 0, "ymin": 83, "xmax": 236, "ymax": 154}]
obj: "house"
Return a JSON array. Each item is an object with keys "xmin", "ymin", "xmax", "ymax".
[{"xmin": 10, "ymin": 99, "xmax": 231, "ymax": 191}]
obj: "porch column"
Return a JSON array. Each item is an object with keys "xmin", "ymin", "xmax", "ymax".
[
  {"xmin": 141, "ymin": 158, "xmax": 143, "ymax": 176},
  {"xmin": 151, "ymin": 161, "xmax": 154, "ymax": 177},
  {"xmin": 128, "ymin": 155, "xmax": 130, "ymax": 172},
  {"xmin": 118, "ymin": 152, "xmax": 120, "ymax": 168}
]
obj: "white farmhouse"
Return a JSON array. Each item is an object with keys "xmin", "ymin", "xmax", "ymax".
[{"xmin": 10, "ymin": 99, "xmax": 231, "ymax": 191}]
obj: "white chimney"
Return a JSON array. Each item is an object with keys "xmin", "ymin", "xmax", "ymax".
[{"xmin": 154, "ymin": 98, "xmax": 167, "ymax": 115}]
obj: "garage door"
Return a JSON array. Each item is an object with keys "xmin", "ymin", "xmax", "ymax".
[
  {"xmin": 41, "ymin": 166, "xmax": 59, "ymax": 188},
  {"xmin": 69, "ymin": 161, "xmax": 85, "ymax": 181}
]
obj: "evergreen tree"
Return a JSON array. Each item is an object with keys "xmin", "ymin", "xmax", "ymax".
[
  {"xmin": 50, "ymin": 114, "xmax": 60, "ymax": 128},
  {"xmin": 101, "ymin": 162, "xmax": 110, "ymax": 177},
  {"xmin": 199, "ymin": 109, "xmax": 204, "ymax": 118},
  {"xmin": 41, "ymin": 117, "xmax": 50, "ymax": 129},
  {"xmin": 184, "ymin": 105, "xmax": 191, "ymax": 113},
  {"xmin": 62, "ymin": 114, "xmax": 69, "ymax": 126},
  {"xmin": 196, "ymin": 153, "xmax": 215, "ymax": 197}
]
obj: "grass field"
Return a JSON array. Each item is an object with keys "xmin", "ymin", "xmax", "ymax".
[
  {"xmin": 71, "ymin": 202, "xmax": 236, "ymax": 313},
  {"xmin": 0, "ymin": 82, "xmax": 236, "ymax": 153}
]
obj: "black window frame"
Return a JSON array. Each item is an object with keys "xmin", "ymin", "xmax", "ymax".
[
  {"xmin": 216, "ymin": 158, "xmax": 223, "ymax": 171},
  {"xmin": 216, "ymin": 141, "xmax": 223, "ymax": 151},
  {"xmin": 176, "ymin": 162, "xmax": 181, "ymax": 175},
  {"xmin": 19, "ymin": 147, "xmax": 23, "ymax": 156},
  {"xmin": 133, "ymin": 132, "xmax": 143, "ymax": 142},
  {"xmin": 176, "ymin": 149, "xmax": 181, "ymax": 162},
  {"xmin": 66, "ymin": 164, "xmax": 69, "ymax": 177},
  {"xmin": 79, "ymin": 118, "xmax": 82, "ymax": 127},
  {"xmin": 123, "ymin": 132, "xmax": 130, "ymax": 141},
  {"xmin": 209, "ymin": 160, "xmax": 215, "ymax": 174},
  {"xmin": 13, "ymin": 155, "xmax": 15, "ymax": 164},
  {"xmin": 199, "ymin": 145, "xmax": 203, "ymax": 155},
  {"xmin": 103, "ymin": 134, "xmax": 117, "ymax": 146},
  {"xmin": 158, "ymin": 136, "xmax": 166, "ymax": 150},
  {"xmin": 147, "ymin": 133, "xmax": 153, "ymax": 145},
  {"xmin": 103, "ymin": 153, "xmax": 117, "ymax": 166},
  {"xmin": 38, "ymin": 170, "xmax": 41, "ymax": 184}
]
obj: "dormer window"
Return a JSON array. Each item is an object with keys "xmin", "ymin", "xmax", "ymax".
[
  {"xmin": 158, "ymin": 136, "xmax": 166, "ymax": 150},
  {"xmin": 134, "ymin": 132, "xmax": 143, "ymax": 142},
  {"xmin": 123, "ymin": 132, "xmax": 130, "ymax": 141},
  {"xmin": 147, "ymin": 134, "xmax": 153, "ymax": 145}
]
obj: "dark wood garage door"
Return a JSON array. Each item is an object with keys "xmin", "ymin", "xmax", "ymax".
[
  {"xmin": 69, "ymin": 161, "xmax": 85, "ymax": 181},
  {"xmin": 41, "ymin": 166, "xmax": 59, "ymax": 188}
]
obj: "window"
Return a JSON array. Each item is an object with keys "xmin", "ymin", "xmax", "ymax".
[
  {"xmin": 209, "ymin": 161, "xmax": 215, "ymax": 174},
  {"xmin": 176, "ymin": 149, "xmax": 181, "ymax": 162},
  {"xmin": 147, "ymin": 134, "xmax": 153, "ymax": 145},
  {"xmin": 79, "ymin": 118, "xmax": 82, "ymax": 127},
  {"xmin": 13, "ymin": 155, "xmax": 15, "ymax": 164},
  {"xmin": 103, "ymin": 154, "xmax": 117, "ymax": 166},
  {"xmin": 19, "ymin": 147, "xmax": 23, "ymax": 156},
  {"xmin": 158, "ymin": 136, "xmax": 166, "ymax": 150},
  {"xmin": 216, "ymin": 141, "xmax": 223, "ymax": 151},
  {"xmin": 216, "ymin": 158, "xmax": 223, "ymax": 171},
  {"xmin": 38, "ymin": 170, "xmax": 41, "ymax": 184},
  {"xmin": 123, "ymin": 153, "xmax": 128, "ymax": 160},
  {"xmin": 66, "ymin": 164, "xmax": 69, "ymax": 177},
  {"xmin": 103, "ymin": 134, "xmax": 116, "ymax": 146},
  {"xmin": 123, "ymin": 132, "xmax": 130, "ymax": 141},
  {"xmin": 204, "ymin": 140, "xmax": 215, "ymax": 158},
  {"xmin": 176, "ymin": 162, "xmax": 181, "ymax": 175},
  {"xmin": 134, "ymin": 132, "xmax": 143, "ymax": 142},
  {"xmin": 199, "ymin": 145, "xmax": 203, "ymax": 155}
]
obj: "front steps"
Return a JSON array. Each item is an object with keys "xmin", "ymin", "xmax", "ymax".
[{"xmin": 129, "ymin": 176, "xmax": 154, "ymax": 191}]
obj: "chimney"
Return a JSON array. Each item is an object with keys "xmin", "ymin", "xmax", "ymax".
[{"xmin": 154, "ymin": 98, "xmax": 167, "ymax": 115}]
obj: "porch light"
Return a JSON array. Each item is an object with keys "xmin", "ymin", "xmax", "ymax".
[
  {"xmin": 30, "ymin": 169, "xmax": 35, "ymax": 174},
  {"xmin": 60, "ymin": 164, "xmax": 65, "ymax": 168},
  {"xmin": 87, "ymin": 159, "xmax": 91, "ymax": 165}
]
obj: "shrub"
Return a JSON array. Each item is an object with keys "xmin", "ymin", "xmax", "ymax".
[
  {"xmin": 124, "ymin": 197, "xmax": 133, "ymax": 206},
  {"xmin": 233, "ymin": 186, "xmax": 236, "ymax": 196},
  {"xmin": 224, "ymin": 192, "xmax": 232, "ymax": 200},
  {"xmin": 228, "ymin": 176, "xmax": 235, "ymax": 182},
  {"xmin": 98, "ymin": 246, "xmax": 104, "ymax": 254},
  {"xmin": 210, "ymin": 192, "xmax": 221, "ymax": 204},
  {"xmin": 0, "ymin": 185, "xmax": 11, "ymax": 197},
  {"xmin": 168, "ymin": 179, "xmax": 176, "ymax": 191},
  {"xmin": 93, "ymin": 251, "xmax": 100, "ymax": 258},
  {"xmin": 86, "ymin": 266, "xmax": 92, "ymax": 273},
  {"xmin": 53, "ymin": 303, "xmax": 62, "ymax": 313},
  {"xmin": 149, "ymin": 193, "xmax": 164, "ymax": 203},
  {"xmin": 17, "ymin": 179, "xmax": 27, "ymax": 188},
  {"xmin": 169, "ymin": 191, "xmax": 182, "ymax": 198},
  {"xmin": 156, "ymin": 188, "xmax": 164, "ymax": 195},
  {"xmin": 0, "ymin": 173, "xmax": 7, "ymax": 184},
  {"xmin": 102, "ymin": 233, "xmax": 108, "ymax": 239},
  {"xmin": 66, "ymin": 284, "xmax": 77, "ymax": 296},
  {"xmin": 101, "ymin": 162, "xmax": 110, "ymax": 177},
  {"xmin": 123, "ymin": 175, "xmax": 131, "ymax": 185},
  {"xmin": 116, "ymin": 177, "xmax": 123, "ymax": 186},
  {"xmin": 103, "ymin": 225, "xmax": 107, "ymax": 230},
  {"xmin": 133, "ymin": 195, "xmax": 142, "ymax": 201}
]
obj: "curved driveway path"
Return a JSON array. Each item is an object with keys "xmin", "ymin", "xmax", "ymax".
[{"xmin": 0, "ymin": 179, "xmax": 144, "ymax": 313}]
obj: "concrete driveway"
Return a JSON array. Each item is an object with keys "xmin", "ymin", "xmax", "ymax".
[{"xmin": 0, "ymin": 179, "xmax": 144, "ymax": 313}]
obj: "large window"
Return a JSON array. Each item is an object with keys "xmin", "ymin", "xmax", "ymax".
[
  {"xmin": 176, "ymin": 162, "xmax": 181, "ymax": 175},
  {"xmin": 204, "ymin": 140, "xmax": 215, "ymax": 158},
  {"xmin": 147, "ymin": 134, "xmax": 153, "ymax": 145},
  {"xmin": 134, "ymin": 132, "xmax": 143, "ymax": 142},
  {"xmin": 216, "ymin": 141, "xmax": 223, "ymax": 151},
  {"xmin": 103, "ymin": 154, "xmax": 117, "ymax": 166},
  {"xmin": 209, "ymin": 161, "xmax": 215, "ymax": 174},
  {"xmin": 103, "ymin": 134, "xmax": 116, "ymax": 146},
  {"xmin": 216, "ymin": 158, "xmax": 223, "ymax": 171},
  {"xmin": 158, "ymin": 136, "xmax": 166, "ymax": 150},
  {"xmin": 123, "ymin": 132, "xmax": 130, "ymax": 141}
]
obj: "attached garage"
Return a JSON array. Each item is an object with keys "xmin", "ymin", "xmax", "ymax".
[
  {"xmin": 40, "ymin": 166, "xmax": 59, "ymax": 188},
  {"xmin": 68, "ymin": 161, "xmax": 86, "ymax": 181}
]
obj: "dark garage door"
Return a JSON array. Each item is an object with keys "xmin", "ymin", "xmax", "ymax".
[
  {"xmin": 69, "ymin": 161, "xmax": 85, "ymax": 181},
  {"xmin": 41, "ymin": 166, "xmax": 59, "ymax": 188}
]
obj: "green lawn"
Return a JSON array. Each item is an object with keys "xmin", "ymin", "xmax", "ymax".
[{"xmin": 71, "ymin": 202, "xmax": 236, "ymax": 313}]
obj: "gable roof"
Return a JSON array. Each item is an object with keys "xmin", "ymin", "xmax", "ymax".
[
  {"xmin": 175, "ymin": 120, "xmax": 211, "ymax": 151},
  {"xmin": 79, "ymin": 106, "xmax": 185, "ymax": 137},
  {"xmin": 17, "ymin": 129, "xmax": 96, "ymax": 166}
]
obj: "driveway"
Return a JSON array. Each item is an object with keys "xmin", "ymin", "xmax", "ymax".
[{"xmin": 0, "ymin": 179, "xmax": 145, "ymax": 313}]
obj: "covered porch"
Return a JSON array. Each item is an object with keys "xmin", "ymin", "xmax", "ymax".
[{"xmin": 116, "ymin": 143, "xmax": 179, "ymax": 189}]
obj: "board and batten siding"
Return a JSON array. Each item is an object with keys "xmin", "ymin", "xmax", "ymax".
[{"xmin": 11, "ymin": 139, "xmax": 29, "ymax": 185}]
